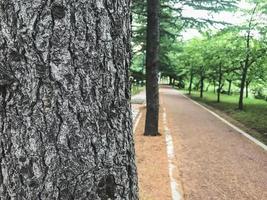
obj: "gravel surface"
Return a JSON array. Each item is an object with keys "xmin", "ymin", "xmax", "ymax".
[{"xmin": 134, "ymin": 106, "xmax": 172, "ymax": 200}]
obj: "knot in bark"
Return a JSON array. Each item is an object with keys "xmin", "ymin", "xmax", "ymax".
[
  {"xmin": 51, "ymin": 4, "xmax": 66, "ymax": 19},
  {"xmin": 97, "ymin": 174, "xmax": 116, "ymax": 200}
]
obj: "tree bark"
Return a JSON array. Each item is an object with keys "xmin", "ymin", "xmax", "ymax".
[
  {"xmin": 0, "ymin": 1, "xmax": 138, "ymax": 199},
  {"xmin": 145, "ymin": 0, "xmax": 160, "ymax": 136}
]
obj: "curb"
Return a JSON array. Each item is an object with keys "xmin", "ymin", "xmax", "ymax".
[{"xmin": 163, "ymin": 107, "xmax": 184, "ymax": 200}]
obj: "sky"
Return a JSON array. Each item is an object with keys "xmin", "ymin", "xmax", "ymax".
[{"xmin": 181, "ymin": 0, "xmax": 252, "ymax": 40}]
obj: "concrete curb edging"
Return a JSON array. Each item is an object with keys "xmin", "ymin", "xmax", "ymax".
[
  {"xmin": 133, "ymin": 111, "xmax": 142, "ymax": 133},
  {"xmin": 179, "ymin": 92, "xmax": 267, "ymax": 151},
  {"xmin": 163, "ymin": 107, "xmax": 183, "ymax": 200}
]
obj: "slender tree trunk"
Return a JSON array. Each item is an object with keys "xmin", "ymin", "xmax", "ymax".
[
  {"xmin": 239, "ymin": 67, "xmax": 248, "ymax": 110},
  {"xmin": 145, "ymin": 0, "xmax": 160, "ymax": 136},
  {"xmin": 188, "ymin": 71, "xmax": 193, "ymax": 95},
  {"xmin": 227, "ymin": 80, "xmax": 232, "ymax": 95},
  {"xmin": 217, "ymin": 65, "xmax": 222, "ymax": 103},
  {"xmin": 0, "ymin": 1, "xmax": 138, "ymax": 199},
  {"xmin": 200, "ymin": 76, "xmax": 204, "ymax": 98},
  {"xmin": 239, "ymin": 4, "xmax": 256, "ymax": 110}
]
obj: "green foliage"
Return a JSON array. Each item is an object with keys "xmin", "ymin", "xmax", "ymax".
[{"xmin": 131, "ymin": 0, "xmax": 240, "ymax": 78}]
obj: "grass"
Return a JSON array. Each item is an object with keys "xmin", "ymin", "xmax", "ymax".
[
  {"xmin": 181, "ymin": 90, "xmax": 267, "ymax": 145},
  {"xmin": 132, "ymin": 84, "xmax": 144, "ymax": 96}
]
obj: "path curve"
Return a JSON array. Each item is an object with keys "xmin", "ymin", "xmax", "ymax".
[{"xmin": 161, "ymin": 87, "xmax": 267, "ymax": 200}]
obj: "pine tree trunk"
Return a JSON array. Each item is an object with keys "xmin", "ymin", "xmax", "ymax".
[
  {"xmin": 0, "ymin": 1, "xmax": 138, "ymax": 199},
  {"xmin": 145, "ymin": 0, "xmax": 160, "ymax": 136}
]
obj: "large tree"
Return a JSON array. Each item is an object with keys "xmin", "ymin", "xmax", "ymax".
[{"xmin": 0, "ymin": 1, "xmax": 138, "ymax": 199}]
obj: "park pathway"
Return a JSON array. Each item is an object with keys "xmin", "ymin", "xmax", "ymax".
[{"xmin": 161, "ymin": 87, "xmax": 267, "ymax": 200}]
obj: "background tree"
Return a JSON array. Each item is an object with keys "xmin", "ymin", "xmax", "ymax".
[
  {"xmin": 0, "ymin": 1, "xmax": 138, "ymax": 199},
  {"xmin": 237, "ymin": 0, "xmax": 267, "ymax": 109}
]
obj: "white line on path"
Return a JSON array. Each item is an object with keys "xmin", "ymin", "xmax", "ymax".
[
  {"xmin": 179, "ymin": 92, "xmax": 267, "ymax": 151},
  {"xmin": 133, "ymin": 111, "xmax": 142, "ymax": 133},
  {"xmin": 163, "ymin": 108, "xmax": 183, "ymax": 200}
]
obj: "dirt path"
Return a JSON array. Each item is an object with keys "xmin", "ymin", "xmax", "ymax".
[{"xmin": 161, "ymin": 87, "xmax": 267, "ymax": 200}]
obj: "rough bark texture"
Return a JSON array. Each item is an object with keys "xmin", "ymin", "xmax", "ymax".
[
  {"xmin": 0, "ymin": 0, "xmax": 138, "ymax": 199},
  {"xmin": 144, "ymin": 0, "xmax": 160, "ymax": 136}
]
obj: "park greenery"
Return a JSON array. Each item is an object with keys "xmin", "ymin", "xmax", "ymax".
[{"xmin": 132, "ymin": 0, "xmax": 267, "ymax": 140}]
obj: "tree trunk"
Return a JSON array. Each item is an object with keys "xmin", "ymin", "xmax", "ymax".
[
  {"xmin": 200, "ymin": 76, "xmax": 204, "ymax": 98},
  {"xmin": 145, "ymin": 0, "xmax": 160, "ymax": 136},
  {"xmin": 227, "ymin": 80, "xmax": 232, "ymax": 95},
  {"xmin": 0, "ymin": 1, "xmax": 138, "ymax": 199},
  {"xmin": 217, "ymin": 65, "xmax": 222, "ymax": 103},
  {"xmin": 239, "ymin": 4, "xmax": 255, "ymax": 110},
  {"xmin": 188, "ymin": 71, "xmax": 193, "ymax": 95},
  {"xmin": 239, "ymin": 67, "xmax": 248, "ymax": 110}
]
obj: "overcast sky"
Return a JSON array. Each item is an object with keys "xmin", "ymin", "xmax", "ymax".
[{"xmin": 181, "ymin": 0, "xmax": 252, "ymax": 40}]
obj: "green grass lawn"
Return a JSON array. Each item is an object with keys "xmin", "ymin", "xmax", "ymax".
[
  {"xmin": 131, "ymin": 85, "xmax": 144, "ymax": 96},
  {"xmin": 182, "ymin": 90, "xmax": 267, "ymax": 145}
]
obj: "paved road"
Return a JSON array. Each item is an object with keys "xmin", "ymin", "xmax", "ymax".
[{"xmin": 161, "ymin": 87, "xmax": 267, "ymax": 200}]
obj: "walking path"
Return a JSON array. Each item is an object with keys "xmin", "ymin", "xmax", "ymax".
[{"xmin": 161, "ymin": 87, "xmax": 267, "ymax": 199}]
